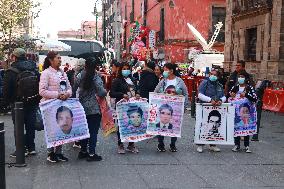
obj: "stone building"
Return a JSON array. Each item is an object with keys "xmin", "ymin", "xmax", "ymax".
[{"xmin": 224, "ymin": 0, "xmax": 284, "ymax": 81}]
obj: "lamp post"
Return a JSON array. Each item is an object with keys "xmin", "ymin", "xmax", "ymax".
[{"xmin": 94, "ymin": 0, "xmax": 99, "ymax": 40}]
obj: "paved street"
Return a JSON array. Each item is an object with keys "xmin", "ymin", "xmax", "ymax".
[{"xmin": 1, "ymin": 111, "xmax": 284, "ymax": 189}]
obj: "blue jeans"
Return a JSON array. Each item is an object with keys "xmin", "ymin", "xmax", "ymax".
[
  {"xmin": 80, "ymin": 114, "xmax": 101, "ymax": 155},
  {"xmin": 12, "ymin": 104, "xmax": 37, "ymax": 151}
]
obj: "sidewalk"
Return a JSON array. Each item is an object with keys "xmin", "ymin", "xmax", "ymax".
[{"xmin": 2, "ymin": 111, "xmax": 284, "ymax": 189}]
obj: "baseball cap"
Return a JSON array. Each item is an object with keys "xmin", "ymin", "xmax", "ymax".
[{"xmin": 12, "ymin": 48, "xmax": 26, "ymax": 58}]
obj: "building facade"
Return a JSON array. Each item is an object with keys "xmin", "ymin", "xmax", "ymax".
[
  {"xmin": 117, "ymin": 0, "xmax": 226, "ymax": 63},
  {"xmin": 224, "ymin": 0, "xmax": 284, "ymax": 81}
]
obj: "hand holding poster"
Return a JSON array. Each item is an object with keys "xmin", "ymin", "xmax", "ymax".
[
  {"xmin": 116, "ymin": 98, "xmax": 153, "ymax": 142},
  {"xmin": 40, "ymin": 99, "xmax": 89, "ymax": 148},
  {"xmin": 194, "ymin": 103, "xmax": 235, "ymax": 145},
  {"xmin": 228, "ymin": 97, "xmax": 257, "ymax": 136},
  {"xmin": 147, "ymin": 93, "xmax": 185, "ymax": 137}
]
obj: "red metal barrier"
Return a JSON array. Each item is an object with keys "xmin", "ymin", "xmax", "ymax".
[
  {"xmin": 182, "ymin": 76, "xmax": 205, "ymax": 101},
  {"xmin": 262, "ymin": 88, "xmax": 284, "ymax": 113}
]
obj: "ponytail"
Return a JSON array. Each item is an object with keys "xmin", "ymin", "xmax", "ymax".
[{"xmin": 43, "ymin": 51, "xmax": 59, "ymax": 70}]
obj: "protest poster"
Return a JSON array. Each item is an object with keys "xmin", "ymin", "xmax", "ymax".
[
  {"xmin": 96, "ymin": 96, "xmax": 116, "ymax": 137},
  {"xmin": 116, "ymin": 98, "xmax": 153, "ymax": 142},
  {"xmin": 194, "ymin": 103, "xmax": 235, "ymax": 145},
  {"xmin": 40, "ymin": 99, "xmax": 89, "ymax": 148},
  {"xmin": 146, "ymin": 92, "xmax": 185, "ymax": 137},
  {"xmin": 228, "ymin": 97, "xmax": 257, "ymax": 136}
]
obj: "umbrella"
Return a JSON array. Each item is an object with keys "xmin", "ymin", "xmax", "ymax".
[{"xmin": 35, "ymin": 39, "xmax": 71, "ymax": 51}]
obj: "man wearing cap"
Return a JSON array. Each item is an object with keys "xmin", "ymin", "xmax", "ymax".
[{"xmin": 3, "ymin": 48, "xmax": 40, "ymax": 157}]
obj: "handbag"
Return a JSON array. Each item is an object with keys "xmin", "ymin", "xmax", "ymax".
[{"xmin": 34, "ymin": 108, "xmax": 44, "ymax": 131}]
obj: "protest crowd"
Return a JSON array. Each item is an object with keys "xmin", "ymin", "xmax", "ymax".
[{"xmin": 1, "ymin": 48, "xmax": 263, "ymax": 164}]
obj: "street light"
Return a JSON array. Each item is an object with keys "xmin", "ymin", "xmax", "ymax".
[{"xmin": 93, "ymin": 0, "xmax": 100, "ymax": 40}]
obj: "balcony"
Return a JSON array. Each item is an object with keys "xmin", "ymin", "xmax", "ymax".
[{"xmin": 232, "ymin": 0, "xmax": 273, "ymax": 16}]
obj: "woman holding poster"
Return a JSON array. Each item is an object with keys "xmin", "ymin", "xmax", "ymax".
[
  {"xmin": 110, "ymin": 62, "xmax": 139, "ymax": 154},
  {"xmin": 39, "ymin": 51, "xmax": 72, "ymax": 163},
  {"xmin": 154, "ymin": 63, "xmax": 189, "ymax": 152},
  {"xmin": 229, "ymin": 71, "xmax": 257, "ymax": 153},
  {"xmin": 73, "ymin": 57, "xmax": 107, "ymax": 161}
]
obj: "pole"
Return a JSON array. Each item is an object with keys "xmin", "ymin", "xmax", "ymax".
[
  {"xmin": 96, "ymin": 13, "xmax": 98, "ymax": 40},
  {"xmin": 103, "ymin": 2, "xmax": 106, "ymax": 45},
  {"xmin": 14, "ymin": 102, "xmax": 26, "ymax": 167},
  {"xmin": 191, "ymin": 91, "xmax": 196, "ymax": 118},
  {"xmin": 0, "ymin": 122, "xmax": 6, "ymax": 189}
]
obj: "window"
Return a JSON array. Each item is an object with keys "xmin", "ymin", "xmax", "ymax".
[
  {"xmin": 246, "ymin": 28, "xmax": 257, "ymax": 61},
  {"xmin": 212, "ymin": 6, "xmax": 226, "ymax": 42},
  {"xmin": 159, "ymin": 8, "xmax": 165, "ymax": 42},
  {"xmin": 130, "ymin": 0, "xmax": 135, "ymax": 23},
  {"xmin": 125, "ymin": 4, "xmax": 127, "ymax": 20}
]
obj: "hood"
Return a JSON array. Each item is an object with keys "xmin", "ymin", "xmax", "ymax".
[{"xmin": 12, "ymin": 60, "xmax": 37, "ymax": 71}]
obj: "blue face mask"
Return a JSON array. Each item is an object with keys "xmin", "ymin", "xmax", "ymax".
[
  {"xmin": 238, "ymin": 77, "xmax": 245, "ymax": 84},
  {"xmin": 163, "ymin": 71, "xmax": 169, "ymax": 78},
  {"xmin": 122, "ymin": 70, "xmax": 131, "ymax": 77},
  {"xmin": 209, "ymin": 75, "xmax": 218, "ymax": 82}
]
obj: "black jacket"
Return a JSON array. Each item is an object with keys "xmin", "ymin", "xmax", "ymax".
[
  {"xmin": 3, "ymin": 58, "xmax": 39, "ymax": 106},
  {"xmin": 109, "ymin": 76, "xmax": 137, "ymax": 104},
  {"xmin": 138, "ymin": 69, "xmax": 159, "ymax": 99},
  {"xmin": 229, "ymin": 84, "xmax": 258, "ymax": 103}
]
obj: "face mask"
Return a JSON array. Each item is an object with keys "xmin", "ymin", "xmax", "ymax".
[
  {"xmin": 122, "ymin": 70, "xmax": 131, "ymax": 77},
  {"xmin": 209, "ymin": 75, "xmax": 218, "ymax": 82},
  {"xmin": 238, "ymin": 78, "xmax": 245, "ymax": 84},
  {"xmin": 163, "ymin": 71, "xmax": 169, "ymax": 78}
]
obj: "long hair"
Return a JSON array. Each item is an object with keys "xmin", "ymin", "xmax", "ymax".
[
  {"xmin": 82, "ymin": 58, "xmax": 97, "ymax": 90},
  {"xmin": 43, "ymin": 51, "xmax": 59, "ymax": 70},
  {"xmin": 117, "ymin": 62, "xmax": 131, "ymax": 78}
]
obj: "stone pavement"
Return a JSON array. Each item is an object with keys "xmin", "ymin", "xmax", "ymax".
[{"xmin": 1, "ymin": 111, "xmax": 284, "ymax": 189}]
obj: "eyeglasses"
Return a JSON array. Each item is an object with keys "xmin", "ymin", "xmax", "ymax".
[{"xmin": 166, "ymin": 90, "xmax": 176, "ymax": 95}]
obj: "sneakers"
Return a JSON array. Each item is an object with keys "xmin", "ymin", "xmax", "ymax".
[
  {"xmin": 117, "ymin": 144, "xmax": 126, "ymax": 154},
  {"xmin": 126, "ymin": 144, "xmax": 139, "ymax": 153},
  {"xmin": 245, "ymin": 146, "xmax": 252, "ymax": 153},
  {"xmin": 10, "ymin": 150, "xmax": 28, "ymax": 158},
  {"xmin": 169, "ymin": 144, "xmax": 177, "ymax": 152},
  {"xmin": 78, "ymin": 151, "xmax": 89, "ymax": 159},
  {"xmin": 209, "ymin": 146, "xmax": 221, "ymax": 152},
  {"xmin": 87, "ymin": 154, "xmax": 102, "ymax": 162},
  {"xmin": 47, "ymin": 152, "xmax": 59, "ymax": 163},
  {"xmin": 196, "ymin": 146, "xmax": 203, "ymax": 153},
  {"xmin": 157, "ymin": 144, "xmax": 166, "ymax": 152},
  {"xmin": 232, "ymin": 145, "xmax": 240, "ymax": 152},
  {"xmin": 27, "ymin": 150, "xmax": 37, "ymax": 156},
  {"xmin": 57, "ymin": 154, "xmax": 69, "ymax": 162},
  {"xmin": 73, "ymin": 142, "xmax": 81, "ymax": 149}
]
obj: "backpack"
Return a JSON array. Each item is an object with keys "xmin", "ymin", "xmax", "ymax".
[{"xmin": 10, "ymin": 67, "xmax": 39, "ymax": 102}]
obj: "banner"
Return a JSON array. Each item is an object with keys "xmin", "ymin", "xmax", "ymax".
[
  {"xmin": 229, "ymin": 98, "xmax": 257, "ymax": 136},
  {"xmin": 147, "ymin": 93, "xmax": 185, "ymax": 137},
  {"xmin": 194, "ymin": 103, "xmax": 235, "ymax": 145},
  {"xmin": 40, "ymin": 99, "xmax": 89, "ymax": 148},
  {"xmin": 116, "ymin": 98, "xmax": 153, "ymax": 142},
  {"xmin": 96, "ymin": 96, "xmax": 116, "ymax": 137}
]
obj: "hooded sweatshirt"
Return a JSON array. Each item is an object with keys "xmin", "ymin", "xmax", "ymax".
[{"xmin": 138, "ymin": 67, "xmax": 159, "ymax": 99}]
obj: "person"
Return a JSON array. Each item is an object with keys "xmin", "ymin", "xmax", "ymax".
[
  {"xmin": 126, "ymin": 105, "xmax": 146, "ymax": 134},
  {"xmin": 74, "ymin": 57, "xmax": 107, "ymax": 161},
  {"xmin": 154, "ymin": 65, "xmax": 163, "ymax": 81},
  {"xmin": 110, "ymin": 59, "xmax": 121, "ymax": 78},
  {"xmin": 56, "ymin": 106, "xmax": 73, "ymax": 134},
  {"xmin": 225, "ymin": 60, "xmax": 254, "ymax": 97},
  {"xmin": 156, "ymin": 104, "xmax": 174, "ymax": 130},
  {"xmin": 110, "ymin": 62, "xmax": 139, "ymax": 154},
  {"xmin": 200, "ymin": 110, "xmax": 225, "ymax": 141},
  {"xmin": 138, "ymin": 61, "xmax": 159, "ymax": 99},
  {"xmin": 3, "ymin": 48, "xmax": 40, "ymax": 157},
  {"xmin": 196, "ymin": 69, "xmax": 226, "ymax": 153},
  {"xmin": 218, "ymin": 68, "xmax": 227, "ymax": 87},
  {"xmin": 229, "ymin": 71, "xmax": 257, "ymax": 153},
  {"xmin": 154, "ymin": 63, "xmax": 189, "ymax": 152},
  {"xmin": 39, "ymin": 51, "xmax": 72, "ymax": 163}
]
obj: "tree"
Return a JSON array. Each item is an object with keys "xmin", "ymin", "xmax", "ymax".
[{"xmin": 0, "ymin": 0, "xmax": 40, "ymax": 59}]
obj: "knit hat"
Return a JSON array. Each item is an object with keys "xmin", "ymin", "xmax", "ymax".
[{"xmin": 12, "ymin": 48, "xmax": 26, "ymax": 58}]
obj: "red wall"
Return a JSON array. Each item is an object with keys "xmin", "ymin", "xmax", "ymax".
[{"xmin": 120, "ymin": 0, "xmax": 226, "ymax": 62}]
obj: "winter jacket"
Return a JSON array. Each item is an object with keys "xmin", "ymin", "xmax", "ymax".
[
  {"xmin": 109, "ymin": 76, "xmax": 137, "ymax": 104},
  {"xmin": 198, "ymin": 79, "xmax": 226, "ymax": 103},
  {"xmin": 154, "ymin": 77, "xmax": 189, "ymax": 107},
  {"xmin": 73, "ymin": 70, "xmax": 107, "ymax": 115},
  {"xmin": 229, "ymin": 84, "xmax": 257, "ymax": 103},
  {"xmin": 3, "ymin": 58, "xmax": 40, "ymax": 106},
  {"xmin": 138, "ymin": 68, "xmax": 159, "ymax": 99},
  {"xmin": 39, "ymin": 66, "xmax": 72, "ymax": 102}
]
